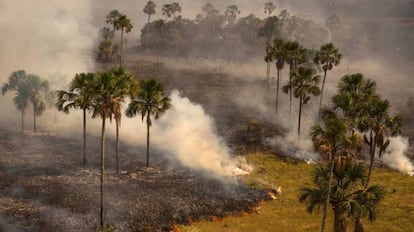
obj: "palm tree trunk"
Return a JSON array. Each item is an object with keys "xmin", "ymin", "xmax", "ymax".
[
  {"xmin": 120, "ymin": 29, "xmax": 124, "ymax": 67},
  {"xmin": 266, "ymin": 61, "xmax": 270, "ymax": 87},
  {"xmin": 100, "ymin": 117, "xmax": 106, "ymax": 229},
  {"xmin": 33, "ymin": 102, "xmax": 37, "ymax": 133},
  {"xmin": 21, "ymin": 110, "xmax": 25, "ymax": 132},
  {"xmin": 276, "ymin": 68, "xmax": 280, "ymax": 113},
  {"xmin": 146, "ymin": 116, "xmax": 150, "ymax": 168},
  {"xmin": 321, "ymin": 156, "xmax": 335, "ymax": 232},
  {"xmin": 366, "ymin": 134, "xmax": 376, "ymax": 187},
  {"xmin": 83, "ymin": 109, "xmax": 87, "ymax": 166},
  {"xmin": 147, "ymin": 14, "xmax": 150, "ymax": 24},
  {"xmin": 333, "ymin": 205, "xmax": 347, "ymax": 232},
  {"xmin": 116, "ymin": 120, "xmax": 119, "ymax": 174},
  {"xmin": 319, "ymin": 70, "xmax": 327, "ymax": 117},
  {"xmin": 298, "ymin": 96, "xmax": 302, "ymax": 138},
  {"xmin": 289, "ymin": 64, "xmax": 293, "ymax": 117}
]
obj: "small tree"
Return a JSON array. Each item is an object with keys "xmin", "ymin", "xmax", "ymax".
[{"xmin": 264, "ymin": 1, "xmax": 277, "ymax": 16}]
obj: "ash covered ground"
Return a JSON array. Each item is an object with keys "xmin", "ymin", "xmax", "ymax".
[{"xmin": 0, "ymin": 127, "xmax": 273, "ymax": 231}]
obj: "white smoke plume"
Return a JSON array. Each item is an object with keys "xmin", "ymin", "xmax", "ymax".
[
  {"xmin": 151, "ymin": 90, "xmax": 239, "ymax": 177},
  {"xmin": 381, "ymin": 136, "xmax": 414, "ymax": 176}
]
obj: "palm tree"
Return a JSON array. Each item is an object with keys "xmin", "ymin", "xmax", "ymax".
[
  {"xmin": 283, "ymin": 67, "xmax": 320, "ymax": 138},
  {"xmin": 260, "ymin": 16, "xmax": 279, "ymax": 87},
  {"xmin": 264, "ymin": 1, "xmax": 277, "ymax": 16},
  {"xmin": 2, "ymin": 70, "xmax": 30, "ymax": 131},
  {"xmin": 2, "ymin": 71, "xmax": 49, "ymax": 133},
  {"xmin": 284, "ymin": 41, "xmax": 307, "ymax": 115},
  {"xmin": 143, "ymin": 1, "xmax": 156, "ymax": 24},
  {"xmin": 110, "ymin": 67, "xmax": 139, "ymax": 174},
  {"xmin": 106, "ymin": 9, "xmax": 121, "ymax": 34},
  {"xmin": 314, "ymin": 43, "xmax": 342, "ymax": 114},
  {"xmin": 162, "ymin": 4, "xmax": 173, "ymax": 20},
  {"xmin": 225, "ymin": 4, "xmax": 240, "ymax": 24},
  {"xmin": 268, "ymin": 38, "xmax": 286, "ymax": 112},
  {"xmin": 171, "ymin": 2, "xmax": 182, "ymax": 19},
  {"xmin": 360, "ymin": 97, "xmax": 402, "ymax": 186},
  {"xmin": 311, "ymin": 110, "xmax": 362, "ymax": 232},
  {"xmin": 26, "ymin": 74, "xmax": 49, "ymax": 133},
  {"xmin": 90, "ymin": 69, "xmax": 124, "ymax": 229},
  {"xmin": 56, "ymin": 72, "xmax": 95, "ymax": 166},
  {"xmin": 114, "ymin": 13, "xmax": 133, "ymax": 67},
  {"xmin": 126, "ymin": 79, "xmax": 171, "ymax": 168},
  {"xmin": 299, "ymin": 162, "xmax": 385, "ymax": 232}
]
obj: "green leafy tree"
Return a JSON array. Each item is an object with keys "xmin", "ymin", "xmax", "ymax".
[
  {"xmin": 171, "ymin": 2, "xmax": 182, "ymax": 19},
  {"xmin": 114, "ymin": 13, "xmax": 133, "ymax": 67},
  {"xmin": 162, "ymin": 4, "xmax": 173, "ymax": 20},
  {"xmin": 283, "ymin": 67, "xmax": 320, "ymax": 137},
  {"xmin": 300, "ymin": 162, "xmax": 385, "ymax": 232},
  {"xmin": 314, "ymin": 43, "xmax": 342, "ymax": 113},
  {"xmin": 56, "ymin": 72, "xmax": 95, "ymax": 166},
  {"xmin": 143, "ymin": 1, "xmax": 156, "ymax": 23},
  {"xmin": 126, "ymin": 79, "xmax": 171, "ymax": 168}
]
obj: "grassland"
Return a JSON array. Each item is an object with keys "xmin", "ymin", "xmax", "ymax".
[{"xmin": 180, "ymin": 152, "xmax": 414, "ymax": 232}]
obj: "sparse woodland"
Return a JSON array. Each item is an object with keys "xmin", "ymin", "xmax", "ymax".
[{"xmin": 1, "ymin": 1, "xmax": 413, "ymax": 232}]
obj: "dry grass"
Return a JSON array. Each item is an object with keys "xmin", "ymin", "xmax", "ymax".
[{"xmin": 180, "ymin": 152, "xmax": 414, "ymax": 232}]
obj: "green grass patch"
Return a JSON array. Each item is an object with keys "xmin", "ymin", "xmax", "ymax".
[{"xmin": 180, "ymin": 152, "xmax": 414, "ymax": 232}]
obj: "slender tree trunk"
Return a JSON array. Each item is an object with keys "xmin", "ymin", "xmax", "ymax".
[
  {"xmin": 321, "ymin": 155, "xmax": 335, "ymax": 232},
  {"xmin": 298, "ymin": 97, "xmax": 302, "ymax": 138},
  {"xmin": 266, "ymin": 62, "xmax": 270, "ymax": 87},
  {"xmin": 333, "ymin": 206, "xmax": 347, "ymax": 232},
  {"xmin": 319, "ymin": 70, "xmax": 327, "ymax": 117},
  {"xmin": 147, "ymin": 14, "xmax": 150, "ymax": 24},
  {"xmin": 100, "ymin": 117, "xmax": 106, "ymax": 230},
  {"xmin": 366, "ymin": 134, "xmax": 376, "ymax": 187},
  {"xmin": 33, "ymin": 103, "xmax": 37, "ymax": 133},
  {"xmin": 21, "ymin": 110, "xmax": 25, "ymax": 132},
  {"xmin": 354, "ymin": 216, "xmax": 364, "ymax": 232},
  {"xmin": 276, "ymin": 68, "xmax": 280, "ymax": 113},
  {"xmin": 120, "ymin": 29, "xmax": 124, "ymax": 67},
  {"xmin": 116, "ymin": 120, "xmax": 119, "ymax": 174},
  {"xmin": 289, "ymin": 64, "xmax": 293, "ymax": 117},
  {"xmin": 146, "ymin": 115, "xmax": 150, "ymax": 168},
  {"xmin": 83, "ymin": 109, "xmax": 87, "ymax": 166}
]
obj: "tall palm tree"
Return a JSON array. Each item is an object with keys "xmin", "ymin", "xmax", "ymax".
[
  {"xmin": 314, "ymin": 43, "xmax": 342, "ymax": 113},
  {"xmin": 114, "ymin": 13, "xmax": 133, "ymax": 67},
  {"xmin": 56, "ymin": 72, "xmax": 95, "ymax": 166},
  {"xmin": 283, "ymin": 67, "xmax": 320, "ymax": 138},
  {"xmin": 284, "ymin": 41, "xmax": 307, "ymax": 115},
  {"xmin": 26, "ymin": 74, "xmax": 49, "ymax": 133},
  {"xmin": 360, "ymin": 97, "xmax": 402, "ymax": 186},
  {"xmin": 2, "ymin": 70, "xmax": 30, "ymax": 131},
  {"xmin": 110, "ymin": 67, "xmax": 139, "ymax": 174},
  {"xmin": 143, "ymin": 1, "xmax": 156, "ymax": 24},
  {"xmin": 260, "ymin": 17, "xmax": 279, "ymax": 88},
  {"xmin": 311, "ymin": 110, "xmax": 362, "ymax": 232},
  {"xmin": 269, "ymin": 38, "xmax": 286, "ymax": 112},
  {"xmin": 90, "ymin": 69, "xmax": 123, "ymax": 229},
  {"xmin": 299, "ymin": 162, "xmax": 384, "ymax": 232},
  {"xmin": 126, "ymin": 79, "xmax": 171, "ymax": 168}
]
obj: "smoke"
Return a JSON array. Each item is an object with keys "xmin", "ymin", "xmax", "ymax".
[
  {"xmin": 151, "ymin": 90, "xmax": 238, "ymax": 177},
  {"xmin": 381, "ymin": 136, "xmax": 414, "ymax": 176}
]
